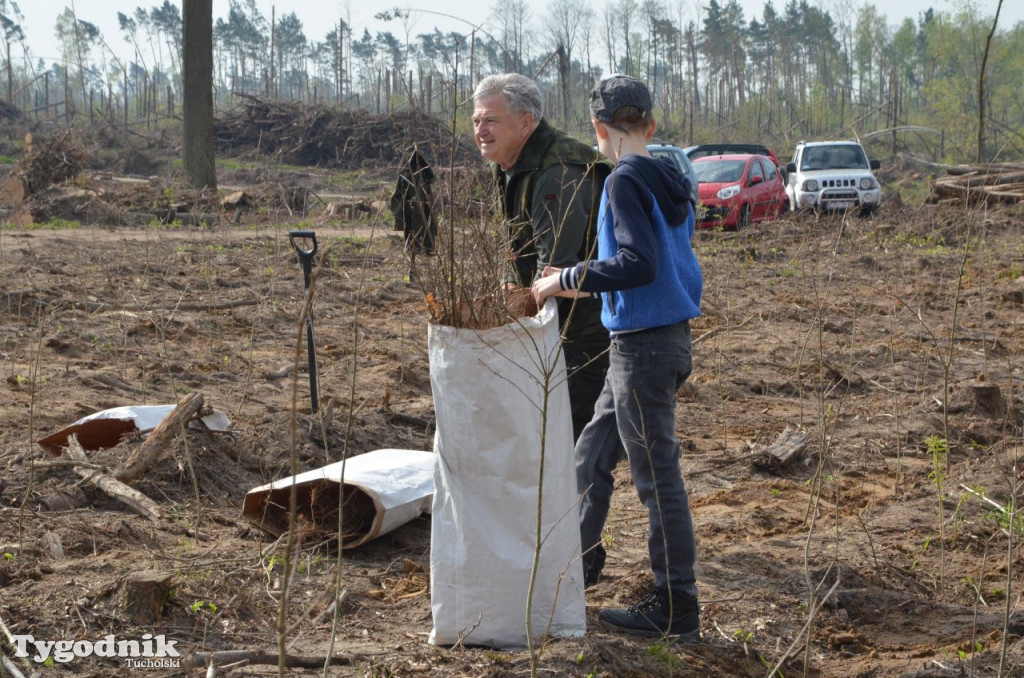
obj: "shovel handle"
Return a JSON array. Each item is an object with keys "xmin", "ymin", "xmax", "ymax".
[
  {"xmin": 288, "ymin": 230, "xmax": 320, "ymax": 414},
  {"xmin": 289, "ymin": 230, "xmax": 318, "ymax": 258}
]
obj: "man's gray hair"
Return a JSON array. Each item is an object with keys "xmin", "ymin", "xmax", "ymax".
[{"xmin": 473, "ymin": 73, "xmax": 543, "ymax": 120}]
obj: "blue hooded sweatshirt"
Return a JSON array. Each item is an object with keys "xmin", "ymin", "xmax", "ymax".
[{"xmin": 559, "ymin": 155, "xmax": 703, "ymax": 333}]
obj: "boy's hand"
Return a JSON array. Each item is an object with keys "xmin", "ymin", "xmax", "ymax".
[{"xmin": 531, "ymin": 271, "xmax": 563, "ymax": 306}]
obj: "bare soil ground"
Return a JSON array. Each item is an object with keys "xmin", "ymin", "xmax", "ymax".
[{"xmin": 1, "ymin": 187, "xmax": 1023, "ymax": 677}]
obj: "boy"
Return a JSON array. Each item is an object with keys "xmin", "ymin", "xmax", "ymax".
[{"xmin": 531, "ymin": 75, "xmax": 703, "ymax": 640}]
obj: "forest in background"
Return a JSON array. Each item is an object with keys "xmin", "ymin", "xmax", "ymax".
[{"xmin": 1, "ymin": 0, "xmax": 1021, "ymax": 165}]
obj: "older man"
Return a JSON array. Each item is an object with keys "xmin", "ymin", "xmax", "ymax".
[{"xmin": 472, "ymin": 73, "xmax": 611, "ymax": 445}]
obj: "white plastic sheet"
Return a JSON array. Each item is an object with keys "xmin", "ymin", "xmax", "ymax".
[
  {"xmin": 428, "ymin": 300, "xmax": 586, "ymax": 648},
  {"xmin": 241, "ymin": 449, "xmax": 434, "ymax": 549}
]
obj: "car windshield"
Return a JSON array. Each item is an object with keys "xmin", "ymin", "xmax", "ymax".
[
  {"xmin": 649, "ymin": 148, "xmax": 693, "ymax": 179},
  {"xmin": 693, "ymin": 159, "xmax": 746, "ymax": 184},
  {"xmin": 800, "ymin": 145, "xmax": 868, "ymax": 171}
]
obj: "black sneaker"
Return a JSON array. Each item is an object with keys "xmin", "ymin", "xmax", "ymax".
[
  {"xmin": 598, "ymin": 588, "xmax": 701, "ymax": 640},
  {"xmin": 584, "ymin": 544, "xmax": 606, "ymax": 588}
]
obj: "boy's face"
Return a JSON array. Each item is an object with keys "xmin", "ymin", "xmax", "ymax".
[{"xmin": 472, "ymin": 95, "xmax": 534, "ymax": 170}]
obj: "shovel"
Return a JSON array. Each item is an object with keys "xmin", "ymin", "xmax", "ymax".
[{"xmin": 289, "ymin": 230, "xmax": 320, "ymax": 414}]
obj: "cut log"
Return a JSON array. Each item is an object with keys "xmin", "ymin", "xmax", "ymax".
[
  {"xmin": 221, "ymin": 190, "xmax": 250, "ymax": 208},
  {"xmin": 751, "ymin": 426, "xmax": 812, "ymax": 472},
  {"xmin": 222, "ymin": 190, "xmax": 250, "ymax": 225},
  {"xmin": 65, "ymin": 435, "xmax": 161, "ymax": 521},
  {"xmin": 115, "ymin": 392, "xmax": 204, "ymax": 483}
]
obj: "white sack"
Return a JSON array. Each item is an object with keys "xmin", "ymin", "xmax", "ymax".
[
  {"xmin": 37, "ymin": 404, "xmax": 232, "ymax": 455},
  {"xmin": 428, "ymin": 299, "xmax": 585, "ymax": 648},
  {"xmin": 242, "ymin": 449, "xmax": 434, "ymax": 548}
]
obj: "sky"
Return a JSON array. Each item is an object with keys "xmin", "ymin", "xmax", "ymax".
[{"xmin": 10, "ymin": 0, "xmax": 1020, "ymax": 69}]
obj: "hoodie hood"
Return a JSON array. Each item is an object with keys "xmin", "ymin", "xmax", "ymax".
[{"xmin": 619, "ymin": 154, "xmax": 692, "ymax": 227}]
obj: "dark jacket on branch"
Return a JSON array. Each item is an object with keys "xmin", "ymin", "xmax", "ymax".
[{"xmin": 390, "ymin": 150, "xmax": 437, "ymax": 255}]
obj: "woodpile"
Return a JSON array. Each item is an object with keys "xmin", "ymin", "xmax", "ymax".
[
  {"xmin": 1, "ymin": 130, "xmax": 89, "ymax": 206},
  {"xmin": 929, "ymin": 163, "xmax": 1024, "ymax": 205},
  {"xmin": 213, "ymin": 95, "xmax": 477, "ymax": 169}
]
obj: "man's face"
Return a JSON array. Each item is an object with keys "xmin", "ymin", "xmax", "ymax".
[{"xmin": 472, "ymin": 95, "xmax": 534, "ymax": 169}]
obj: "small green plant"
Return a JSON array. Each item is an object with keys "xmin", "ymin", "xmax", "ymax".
[
  {"xmin": 733, "ymin": 628, "xmax": 755, "ymax": 643},
  {"xmin": 47, "ymin": 218, "xmax": 80, "ymax": 230},
  {"xmin": 190, "ymin": 600, "xmax": 217, "ymax": 614},
  {"xmin": 985, "ymin": 500, "xmax": 1024, "ymax": 536},
  {"xmin": 647, "ymin": 642, "xmax": 685, "ymax": 667},
  {"xmin": 925, "ymin": 435, "xmax": 948, "ymax": 491},
  {"xmin": 770, "ymin": 487, "xmax": 781, "ymax": 496},
  {"xmin": 483, "ymin": 651, "xmax": 509, "ymax": 665},
  {"xmin": 957, "ymin": 641, "xmax": 983, "ymax": 659},
  {"xmin": 2, "ymin": 217, "xmax": 80, "ymax": 231},
  {"xmin": 297, "ymin": 553, "xmax": 325, "ymax": 574},
  {"xmin": 3, "ymin": 552, "xmax": 14, "ymax": 561}
]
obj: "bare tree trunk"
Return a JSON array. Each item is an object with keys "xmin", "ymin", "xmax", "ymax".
[
  {"xmin": 977, "ymin": 0, "xmax": 1003, "ymax": 163},
  {"xmin": 270, "ymin": 6, "xmax": 276, "ymax": 99},
  {"xmin": 183, "ymin": 0, "xmax": 217, "ymax": 190},
  {"xmin": 557, "ymin": 43, "xmax": 570, "ymax": 127}
]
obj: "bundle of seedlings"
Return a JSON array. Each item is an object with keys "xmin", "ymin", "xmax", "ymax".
[
  {"xmin": 420, "ymin": 216, "xmax": 537, "ymax": 330},
  {"xmin": 405, "ymin": 152, "xmax": 534, "ymax": 329}
]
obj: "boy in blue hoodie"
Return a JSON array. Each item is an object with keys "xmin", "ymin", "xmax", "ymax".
[{"xmin": 532, "ymin": 75, "xmax": 703, "ymax": 640}]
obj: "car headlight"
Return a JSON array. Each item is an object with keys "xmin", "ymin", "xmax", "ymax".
[
  {"xmin": 802, "ymin": 179, "xmax": 818, "ymax": 192},
  {"xmin": 860, "ymin": 177, "xmax": 876, "ymax": 190},
  {"xmin": 717, "ymin": 185, "xmax": 741, "ymax": 200}
]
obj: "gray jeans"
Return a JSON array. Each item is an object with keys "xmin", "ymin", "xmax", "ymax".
[{"xmin": 576, "ymin": 320, "xmax": 698, "ymax": 599}]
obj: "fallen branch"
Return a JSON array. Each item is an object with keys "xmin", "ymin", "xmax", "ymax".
[
  {"xmin": 1, "ymin": 656, "xmax": 29, "ymax": 678},
  {"xmin": 0, "ymin": 612, "xmax": 39, "ymax": 678},
  {"xmin": 182, "ymin": 650, "xmax": 350, "ymax": 671},
  {"xmin": 66, "ymin": 435, "xmax": 161, "ymax": 522},
  {"xmin": 694, "ymin": 314, "xmax": 753, "ymax": 345},
  {"xmin": 115, "ymin": 392, "xmax": 204, "ymax": 483}
]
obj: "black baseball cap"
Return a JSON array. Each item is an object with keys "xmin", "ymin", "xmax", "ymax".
[{"xmin": 589, "ymin": 75, "xmax": 652, "ymax": 122}]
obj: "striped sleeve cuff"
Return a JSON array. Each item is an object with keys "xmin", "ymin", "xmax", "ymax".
[{"xmin": 560, "ymin": 265, "xmax": 579, "ymax": 291}]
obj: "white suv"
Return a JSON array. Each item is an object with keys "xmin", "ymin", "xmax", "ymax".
[{"xmin": 785, "ymin": 140, "xmax": 882, "ymax": 216}]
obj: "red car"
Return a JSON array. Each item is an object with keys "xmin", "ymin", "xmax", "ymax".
[{"xmin": 692, "ymin": 154, "xmax": 788, "ymax": 229}]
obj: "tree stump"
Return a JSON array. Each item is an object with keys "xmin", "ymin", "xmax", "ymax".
[
  {"xmin": 751, "ymin": 427, "xmax": 812, "ymax": 472},
  {"xmin": 971, "ymin": 383, "xmax": 1007, "ymax": 419},
  {"xmin": 121, "ymin": 570, "xmax": 173, "ymax": 625}
]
